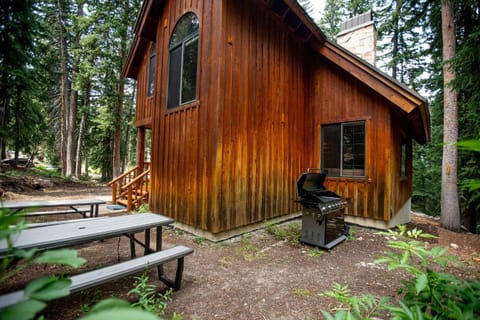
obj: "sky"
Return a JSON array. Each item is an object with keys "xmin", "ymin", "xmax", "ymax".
[{"xmin": 310, "ymin": 0, "xmax": 326, "ymax": 20}]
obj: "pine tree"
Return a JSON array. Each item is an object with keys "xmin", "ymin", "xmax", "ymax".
[
  {"xmin": 0, "ymin": 0, "xmax": 50, "ymax": 162},
  {"xmin": 319, "ymin": 0, "xmax": 345, "ymax": 39},
  {"xmin": 440, "ymin": 0, "xmax": 460, "ymax": 231},
  {"xmin": 376, "ymin": 0, "xmax": 429, "ymax": 88},
  {"xmin": 319, "ymin": 0, "xmax": 371, "ymax": 41},
  {"xmin": 344, "ymin": 0, "xmax": 372, "ymax": 18}
]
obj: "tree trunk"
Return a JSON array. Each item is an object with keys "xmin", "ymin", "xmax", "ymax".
[
  {"xmin": 112, "ymin": 0, "xmax": 129, "ymax": 178},
  {"xmin": 124, "ymin": 83, "xmax": 136, "ymax": 171},
  {"xmin": 440, "ymin": 0, "xmax": 460, "ymax": 231},
  {"xmin": 13, "ymin": 86, "xmax": 21, "ymax": 166},
  {"xmin": 75, "ymin": 79, "xmax": 90, "ymax": 177},
  {"xmin": 75, "ymin": 109, "xmax": 87, "ymax": 177},
  {"xmin": 113, "ymin": 82, "xmax": 123, "ymax": 179},
  {"xmin": 56, "ymin": 0, "xmax": 69, "ymax": 176},
  {"xmin": 66, "ymin": 76, "xmax": 77, "ymax": 176},
  {"xmin": 84, "ymin": 150, "xmax": 89, "ymax": 178},
  {"xmin": 75, "ymin": 111, "xmax": 84, "ymax": 177},
  {"xmin": 0, "ymin": 95, "xmax": 6, "ymax": 159},
  {"xmin": 66, "ymin": 2, "xmax": 84, "ymax": 177}
]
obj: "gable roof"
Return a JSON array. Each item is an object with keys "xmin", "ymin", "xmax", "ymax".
[{"xmin": 123, "ymin": 0, "xmax": 431, "ymax": 144}]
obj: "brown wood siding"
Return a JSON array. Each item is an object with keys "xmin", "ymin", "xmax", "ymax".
[
  {"xmin": 149, "ymin": 0, "xmax": 225, "ymax": 232},
  {"xmin": 216, "ymin": 0, "xmax": 307, "ymax": 232},
  {"xmin": 391, "ymin": 117, "xmax": 413, "ymax": 215},
  {"xmin": 141, "ymin": 0, "xmax": 415, "ymax": 232},
  {"xmin": 135, "ymin": 42, "xmax": 153, "ymax": 127},
  {"xmin": 310, "ymin": 57, "xmax": 396, "ymax": 221},
  {"xmin": 148, "ymin": 0, "xmax": 309, "ymax": 234}
]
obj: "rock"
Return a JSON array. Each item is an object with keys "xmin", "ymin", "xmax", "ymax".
[{"xmin": 37, "ymin": 178, "xmax": 54, "ymax": 188}]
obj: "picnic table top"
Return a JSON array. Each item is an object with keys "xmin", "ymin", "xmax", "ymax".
[
  {"xmin": 0, "ymin": 212, "xmax": 174, "ymax": 255},
  {"xmin": 0, "ymin": 198, "xmax": 106, "ymax": 210}
]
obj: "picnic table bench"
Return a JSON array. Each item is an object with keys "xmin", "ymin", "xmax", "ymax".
[
  {"xmin": 0, "ymin": 245, "xmax": 193, "ymax": 310},
  {"xmin": 0, "ymin": 213, "xmax": 194, "ymax": 310},
  {"xmin": 0, "ymin": 198, "xmax": 106, "ymax": 218}
]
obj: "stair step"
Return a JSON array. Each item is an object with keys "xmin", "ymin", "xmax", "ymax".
[{"xmin": 117, "ymin": 199, "xmax": 128, "ymax": 206}]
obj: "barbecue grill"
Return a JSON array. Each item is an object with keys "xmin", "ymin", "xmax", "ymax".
[{"xmin": 296, "ymin": 168, "xmax": 350, "ymax": 250}]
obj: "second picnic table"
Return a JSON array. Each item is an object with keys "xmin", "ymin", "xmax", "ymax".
[{"xmin": 1, "ymin": 198, "xmax": 106, "ymax": 218}]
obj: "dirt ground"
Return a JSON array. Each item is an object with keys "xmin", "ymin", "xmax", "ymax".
[{"xmin": 1, "ymin": 174, "xmax": 479, "ymax": 319}]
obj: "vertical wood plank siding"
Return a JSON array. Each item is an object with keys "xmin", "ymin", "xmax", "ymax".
[
  {"xmin": 309, "ymin": 57, "xmax": 409, "ymax": 221},
  {"xmin": 147, "ymin": 0, "xmax": 308, "ymax": 233},
  {"xmin": 135, "ymin": 0, "xmax": 413, "ymax": 233},
  {"xmin": 134, "ymin": 46, "xmax": 153, "ymax": 127},
  {"xmin": 217, "ymin": 0, "xmax": 307, "ymax": 232}
]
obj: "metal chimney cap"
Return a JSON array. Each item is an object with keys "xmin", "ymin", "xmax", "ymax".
[{"xmin": 339, "ymin": 10, "xmax": 373, "ymax": 33}]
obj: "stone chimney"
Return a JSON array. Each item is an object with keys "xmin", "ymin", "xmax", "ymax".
[{"xmin": 336, "ymin": 11, "xmax": 377, "ymax": 66}]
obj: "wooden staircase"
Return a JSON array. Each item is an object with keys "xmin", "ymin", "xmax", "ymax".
[{"xmin": 108, "ymin": 162, "xmax": 150, "ymax": 211}]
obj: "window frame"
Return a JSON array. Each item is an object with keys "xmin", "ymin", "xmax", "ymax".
[
  {"xmin": 166, "ymin": 12, "xmax": 200, "ymax": 110},
  {"xmin": 321, "ymin": 121, "xmax": 366, "ymax": 178},
  {"xmin": 147, "ymin": 43, "xmax": 156, "ymax": 97}
]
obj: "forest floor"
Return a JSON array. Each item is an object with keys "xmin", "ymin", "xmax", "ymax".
[{"xmin": 0, "ymin": 169, "xmax": 479, "ymax": 319}]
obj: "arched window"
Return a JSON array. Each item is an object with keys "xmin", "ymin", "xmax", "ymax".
[
  {"xmin": 147, "ymin": 43, "xmax": 156, "ymax": 97},
  {"xmin": 167, "ymin": 12, "xmax": 199, "ymax": 109}
]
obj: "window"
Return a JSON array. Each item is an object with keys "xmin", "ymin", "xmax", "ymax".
[
  {"xmin": 400, "ymin": 139, "xmax": 407, "ymax": 178},
  {"xmin": 321, "ymin": 121, "xmax": 366, "ymax": 177},
  {"xmin": 167, "ymin": 12, "xmax": 199, "ymax": 109},
  {"xmin": 147, "ymin": 43, "xmax": 156, "ymax": 97}
]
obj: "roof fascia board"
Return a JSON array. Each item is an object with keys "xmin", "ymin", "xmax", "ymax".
[
  {"xmin": 320, "ymin": 40, "xmax": 431, "ymax": 142},
  {"xmin": 281, "ymin": 0, "xmax": 327, "ymax": 43},
  {"xmin": 320, "ymin": 41, "xmax": 422, "ymax": 113}
]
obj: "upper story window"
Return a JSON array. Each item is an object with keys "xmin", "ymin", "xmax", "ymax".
[
  {"xmin": 167, "ymin": 12, "xmax": 199, "ymax": 109},
  {"xmin": 321, "ymin": 121, "xmax": 366, "ymax": 177},
  {"xmin": 147, "ymin": 43, "xmax": 156, "ymax": 97}
]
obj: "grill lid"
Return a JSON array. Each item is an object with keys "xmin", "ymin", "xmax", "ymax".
[{"xmin": 296, "ymin": 169, "xmax": 327, "ymax": 198}]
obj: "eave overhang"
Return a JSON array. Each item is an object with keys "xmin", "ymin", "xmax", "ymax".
[{"xmin": 122, "ymin": 0, "xmax": 164, "ymax": 79}]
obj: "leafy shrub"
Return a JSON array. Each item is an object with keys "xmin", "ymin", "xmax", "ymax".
[
  {"xmin": 128, "ymin": 270, "xmax": 178, "ymax": 318},
  {"xmin": 0, "ymin": 209, "xmax": 86, "ymax": 320},
  {"xmin": 321, "ymin": 225, "xmax": 480, "ymax": 319},
  {"xmin": 321, "ymin": 282, "xmax": 389, "ymax": 319}
]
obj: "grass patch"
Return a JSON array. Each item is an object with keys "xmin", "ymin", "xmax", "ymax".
[
  {"xmin": 294, "ymin": 288, "xmax": 313, "ymax": 297},
  {"xmin": 236, "ymin": 237, "xmax": 265, "ymax": 261},
  {"xmin": 192, "ymin": 236, "xmax": 206, "ymax": 245},
  {"xmin": 265, "ymin": 221, "xmax": 301, "ymax": 246},
  {"xmin": 134, "ymin": 203, "xmax": 150, "ymax": 213},
  {"xmin": 308, "ymin": 247, "xmax": 323, "ymax": 257},
  {"xmin": 346, "ymin": 226, "xmax": 356, "ymax": 241}
]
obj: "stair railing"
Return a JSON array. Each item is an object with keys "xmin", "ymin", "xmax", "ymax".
[
  {"xmin": 121, "ymin": 169, "xmax": 150, "ymax": 211},
  {"xmin": 108, "ymin": 162, "xmax": 150, "ymax": 208}
]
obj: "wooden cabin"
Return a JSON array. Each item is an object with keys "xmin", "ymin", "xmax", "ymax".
[{"xmin": 121, "ymin": 0, "xmax": 430, "ymax": 239}]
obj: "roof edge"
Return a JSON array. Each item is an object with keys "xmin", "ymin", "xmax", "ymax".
[{"xmin": 321, "ymin": 39, "xmax": 430, "ymax": 143}]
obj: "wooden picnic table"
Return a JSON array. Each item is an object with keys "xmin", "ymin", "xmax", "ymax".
[
  {"xmin": 0, "ymin": 213, "xmax": 193, "ymax": 309},
  {"xmin": 0, "ymin": 212, "xmax": 173, "ymax": 257},
  {"xmin": 0, "ymin": 198, "xmax": 106, "ymax": 218}
]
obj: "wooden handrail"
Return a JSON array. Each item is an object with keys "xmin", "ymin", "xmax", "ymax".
[
  {"xmin": 108, "ymin": 162, "xmax": 150, "ymax": 186},
  {"xmin": 122, "ymin": 169, "xmax": 150, "ymax": 190},
  {"xmin": 107, "ymin": 166, "xmax": 139, "ymax": 186}
]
